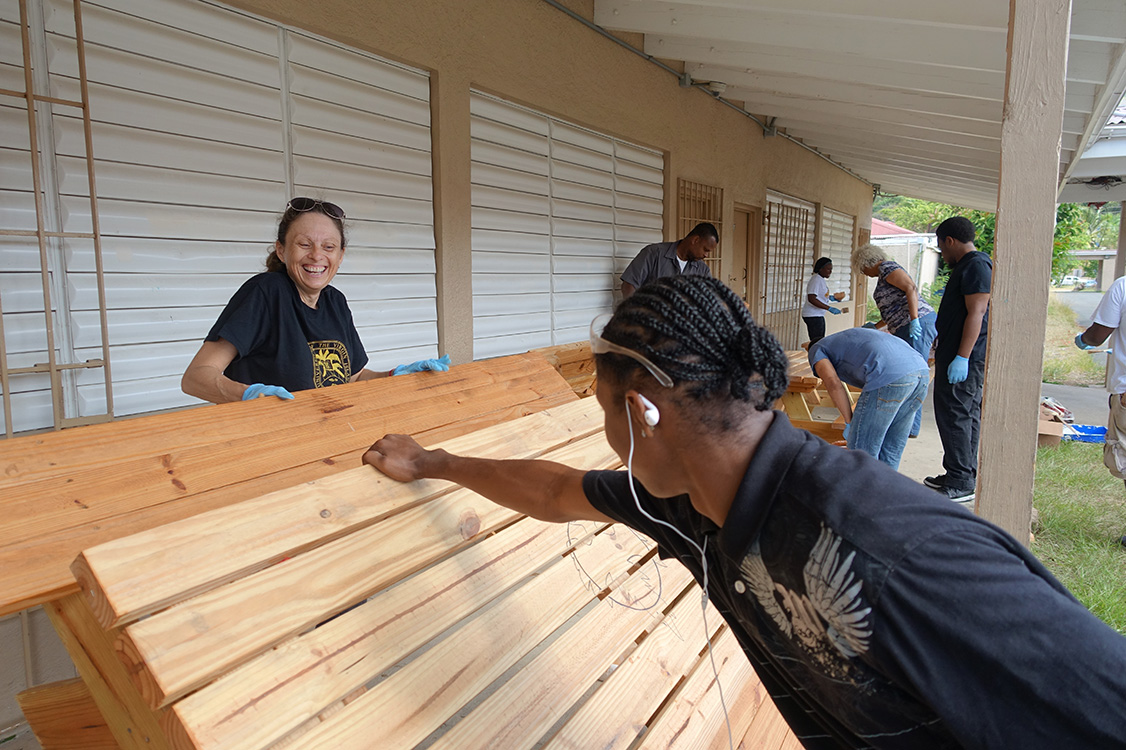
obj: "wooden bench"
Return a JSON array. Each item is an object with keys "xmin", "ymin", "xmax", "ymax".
[
  {"xmin": 0, "ymin": 353, "xmax": 575, "ymax": 618},
  {"xmin": 776, "ymin": 350, "xmax": 847, "ymax": 444},
  {"xmin": 5, "ymin": 353, "xmax": 798, "ymax": 749},
  {"xmin": 3, "ymin": 354, "xmax": 570, "ymax": 744},
  {"xmin": 63, "ymin": 398, "xmax": 796, "ymax": 749},
  {"xmin": 531, "ymin": 340, "xmax": 597, "ymax": 397}
]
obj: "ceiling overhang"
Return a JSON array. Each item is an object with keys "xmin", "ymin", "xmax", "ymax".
[{"xmin": 592, "ymin": 0, "xmax": 1126, "ymax": 211}]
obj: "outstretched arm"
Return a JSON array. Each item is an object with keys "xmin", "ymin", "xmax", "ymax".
[{"xmin": 363, "ymin": 434, "xmax": 613, "ymax": 524}]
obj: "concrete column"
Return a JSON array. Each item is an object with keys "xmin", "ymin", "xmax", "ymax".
[
  {"xmin": 977, "ymin": 0, "xmax": 1071, "ymax": 541},
  {"xmin": 429, "ymin": 72, "xmax": 475, "ymax": 363}
]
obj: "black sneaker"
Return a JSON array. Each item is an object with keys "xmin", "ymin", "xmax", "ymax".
[
  {"xmin": 936, "ymin": 485, "xmax": 975, "ymax": 505},
  {"xmin": 923, "ymin": 474, "xmax": 948, "ymax": 489}
]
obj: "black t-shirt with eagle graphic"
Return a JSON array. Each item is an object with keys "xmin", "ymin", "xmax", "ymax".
[
  {"xmin": 583, "ymin": 413, "xmax": 1126, "ymax": 749},
  {"xmin": 207, "ymin": 271, "xmax": 368, "ymax": 393}
]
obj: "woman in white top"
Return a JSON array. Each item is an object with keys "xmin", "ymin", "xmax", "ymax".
[{"xmin": 800, "ymin": 257, "xmax": 843, "ymax": 345}]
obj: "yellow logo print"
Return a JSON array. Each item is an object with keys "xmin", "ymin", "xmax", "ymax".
[{"xmin": 309, "ymin": 341, "xmax": 351, "ymax": 388}]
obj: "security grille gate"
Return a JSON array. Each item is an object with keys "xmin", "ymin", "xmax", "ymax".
[
  {"xmin": 677, "ymin": 178, "xmax": 722, "ymax": 277},
  {"xmin": 0, "ymin": 0, "xmax": 439, "ymax": 435},
  {"xmin": 762, "ymin": 192, "xmax": 816, "ymax": 350},
  {"xmin": 469, "ymin": 92, "xmax": 664, "ymax": 359}
]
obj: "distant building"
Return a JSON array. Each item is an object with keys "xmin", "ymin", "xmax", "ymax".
[{"xmin": 868, "ymin": 218, "xmax": 941, "ymax": 291}]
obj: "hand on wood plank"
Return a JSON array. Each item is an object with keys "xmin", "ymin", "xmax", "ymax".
[{"xmin": 363, "ymin": 432, "xmax": 613, "ymax": 525}]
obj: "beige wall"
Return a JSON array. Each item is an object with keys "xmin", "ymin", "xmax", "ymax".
[{"xmin": 229, "ymin": 0, "xmax": 873, "ymax": 360}]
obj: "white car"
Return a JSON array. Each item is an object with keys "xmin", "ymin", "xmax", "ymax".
[{"xmin": 1060, "ymin": 275, "xmax": 1082, "ymax": 286}]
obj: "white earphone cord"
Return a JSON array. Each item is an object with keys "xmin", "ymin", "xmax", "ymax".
[{"xmin": 626, "ymin": 397, "xmax": 735, "ymax": 750}]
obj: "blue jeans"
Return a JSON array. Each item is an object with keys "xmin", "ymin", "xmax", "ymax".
[
  {"xmin": 848, "ymin": 371, "xmax": 929, "ymax": 470},
  {"xmin": 893, "ymin": 311, "xmax": 937, "ymax": 436}
]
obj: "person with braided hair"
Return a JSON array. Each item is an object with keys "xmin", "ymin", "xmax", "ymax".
[{"xmin": 363, "ymin": 275, "xmax": 1126, "ymax": 749}]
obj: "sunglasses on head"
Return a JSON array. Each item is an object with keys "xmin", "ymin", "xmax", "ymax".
[
  {"xmin": 589, "ymin": 313, "xmax": 674, "ymax": 388},
  {"xmin": 287, "ymin": 197, "xmax": 346, "ymax": 220}
]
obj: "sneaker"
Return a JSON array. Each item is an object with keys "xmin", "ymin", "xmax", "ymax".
[
  {"xmin": 923, "ymin": 474, "xmax": 948, "ymax": 489},
  {"xmin": 936, "ymin": 485, "xmax": 975, "ymax": 505}
]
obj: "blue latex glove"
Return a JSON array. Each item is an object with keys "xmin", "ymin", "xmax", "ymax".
[
  {"xmin": 842, "ymin": 422, "xmax": 851, "ymax": 440},
  {"xmin": 242, "ymin": 383, "xmax": 294, "ymax": 401},
  {"xmin": 1074, "ymin": 332, "xmax": 1095, "ymax": 350},
  {"xmin": 392, "ymin": 354, "xmax": 452, "ymax": 376},
  {"xmin": 947, "ymin": 355, "xmax": 969, "ymax": 384},
  {"xmin": 827, "ymin": 306, "xmax": 842, "ymax": 315},
  {"xmin": 908, "ymin": 318, "xmax": 922, "ymax": 342}
]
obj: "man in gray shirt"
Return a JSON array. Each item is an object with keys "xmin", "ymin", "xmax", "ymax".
[{"xmin": 620, "ymin": 222, "xmax": 717, "ymax": 298}]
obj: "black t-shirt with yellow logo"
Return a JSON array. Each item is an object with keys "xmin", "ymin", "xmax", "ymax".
[{"xmin": 207, "ymin": 271, "xmax": 368, "ymax": 393}]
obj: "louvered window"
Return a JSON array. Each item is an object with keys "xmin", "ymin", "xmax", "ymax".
[
  {"xmin": 1, "ymin": 0, "xmax": 437, "ymax": 433},
  {"xmin": 469, "ymin": 93, "xmax": 663, "ymax": 359}
]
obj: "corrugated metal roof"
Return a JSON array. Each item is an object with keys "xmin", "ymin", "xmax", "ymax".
[{"xmin": 870, "ymin": 218, "xmax": 915, "ymax": 237}]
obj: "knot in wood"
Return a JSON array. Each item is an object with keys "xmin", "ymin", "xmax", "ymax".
[{"xmin": 459, "ymin": 509, "xmax": 481, "ymax": 539}]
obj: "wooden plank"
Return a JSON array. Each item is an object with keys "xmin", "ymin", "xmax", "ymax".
[
  {"xmin": 532, "ymin": 341, "xmax": 597, "ymax": 397},
  {"xmin": 784, "ymin": 350, "xmax": 819, "ymax": 387},
  {"xmin": 16, "ymin": 677, "xmax": 118, "ymax": 750},
  {"xmin": 262, "ymin": 525, "xmax": 671, "ymax": 750},
  {"xmin": 424, "ymin": 562, "xmax": 697, "ymax": 750},
  {"xmin": 541, "ymin": 583, "xmax": 719, "ymax": 750},
  {"xmin": 3, "ymin": 358, "xmax": 573, "ymax": 546},
  {"xmin": 0, "ymin": 353, "xmax": 569, "ymax": 485},
  {"xmin": 43, "ymin": 594, "xmax": 168, "ymax": 750},
  {"xmin": 736, "ymin": 695, "xmax": 792, "ymax": 750},
  {"xmin": 788, "ymin": 418, "xmax": 846, "ymax": 445},
  {"xmin": 119, "ymin": 432, "xmax": 620, "ymax": 710},
  {"xmin": 165, "ymin": 515, "xmax": 605, "ymax": 750},
  {"xmin": 778, "ymin": 392, "xmax": 813, "ymax": 420},
  {"xmin": 777, "ymin": 731, "xmax": 806, "ymax": 750},
  {"xmin": 74, "ymin": 397, "xmax": 606, "ymax": 629},
  {"xmin": 0, "ymin": 355, "xmax": 577, "ymax": 617},
  {"xmin": 978, "ymin": 0, "xmax": 1070, "ymax": 538},
  {"xmin": 637, "ymin": 627, "xmax": 770, "ymax": 750}
]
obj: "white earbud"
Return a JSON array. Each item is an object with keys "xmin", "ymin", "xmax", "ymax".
[{"xmin": 637, "ymin": 394, "xmax": 660, "ymax": 427}]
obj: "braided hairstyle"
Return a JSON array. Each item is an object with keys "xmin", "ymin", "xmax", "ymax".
[{"xmin": 599, "ymin": 276, "xmax": 789, "ymax": 421}]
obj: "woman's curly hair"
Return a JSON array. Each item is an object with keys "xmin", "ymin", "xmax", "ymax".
[{"xmin": 851, "ymin": 243, "xmax": 887, "ymax": 274}]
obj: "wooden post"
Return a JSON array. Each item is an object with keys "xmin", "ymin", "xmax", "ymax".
[
  {"xmin": 978, "ymin": 0, "xmax": 1071, "ymax": 540},
  {"xmin": 430, "ymin": 71, "xmax": 475, "ymax": 364},
  {"xmin": 1115, "ymin": 200, "xmax": 1126, "ymax": 281}
]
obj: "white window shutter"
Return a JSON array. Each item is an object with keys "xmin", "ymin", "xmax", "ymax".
[{"xmin": 469, "ymin": 92, "xmax": 663, "ymax": 359}]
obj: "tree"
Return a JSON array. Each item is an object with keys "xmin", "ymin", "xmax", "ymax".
[{"xmin": 872, "ymin": 195, "xmax": 1095, "ymax": 280}]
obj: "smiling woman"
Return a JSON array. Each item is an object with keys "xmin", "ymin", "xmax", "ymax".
[{"xmin": 180, "ymin": 197, "xmax": 450, "ymax": 404}]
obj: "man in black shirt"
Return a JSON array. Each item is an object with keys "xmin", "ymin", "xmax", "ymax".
[{"xmin": 925, "ymin": 217, "xmax": 992, "ymax": 505}]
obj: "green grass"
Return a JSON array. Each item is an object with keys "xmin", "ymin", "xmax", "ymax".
[
  {"xmin": 1041, "ymin": 296, "xmax": 1104, "ymax": 386},
  {"xmin": 1031, "ymin": 441, "xmax": 1126, "ymax": 634}
]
